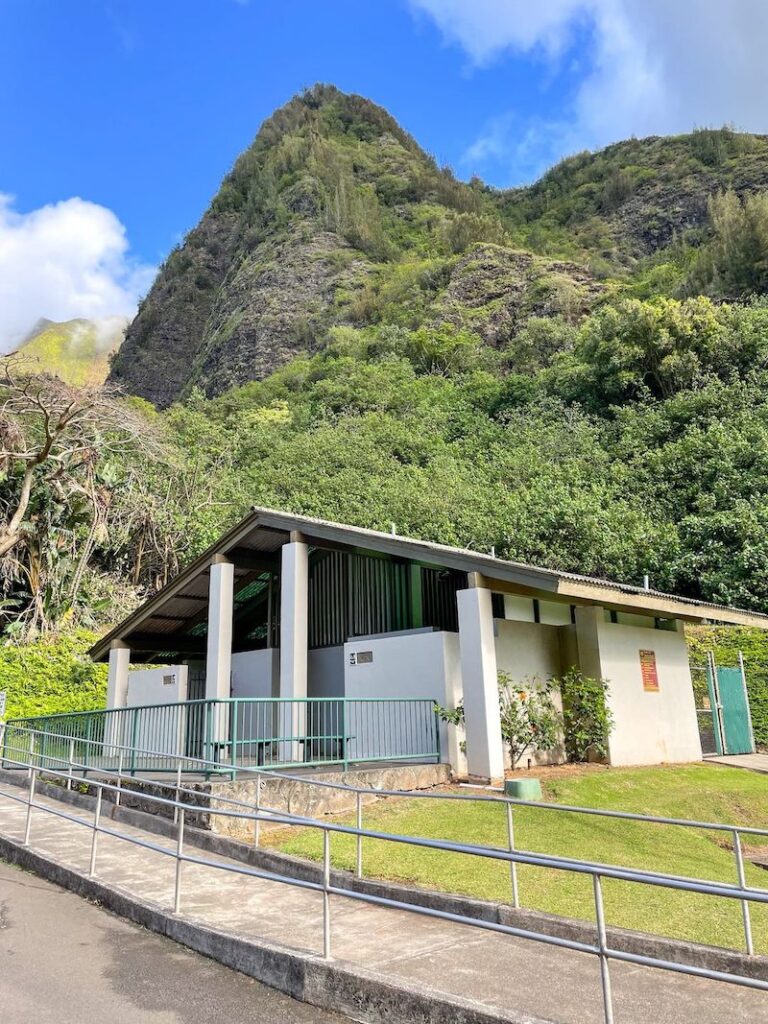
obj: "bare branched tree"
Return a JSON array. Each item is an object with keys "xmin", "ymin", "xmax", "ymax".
[{"xmin": 0, "ymin": 356, "xmax": 161, "ymax": 632}]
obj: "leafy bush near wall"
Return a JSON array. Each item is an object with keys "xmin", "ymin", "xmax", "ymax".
[
  {"xmin": 557, "ymin": 668, "xmax": 614, "ymax": 763},
  {"xmin": 686, "ymin": 625, "xmax": 768, "ymax": 750},
  {"xmin": 0, "ymin": 630, "xmax": 107, "ymax": 720}
]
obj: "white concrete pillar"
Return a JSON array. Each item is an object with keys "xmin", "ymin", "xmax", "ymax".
[
  {"xmin": 205, "ymin": 556, "xmax": 234, "ymax": 702},
  {"xmin": 279, "ymin": 538, "xmax": 309, "ymax": 761},
  {"xmin": 279, "ymin": 540, "xmax": 309, "ymax": 699},
  {"xmin": 106, "ymin": 641, "xmax": 130, "ymax": 709},
  {"xmin": 574, "ymin": 605, "xmax": 604, "ymax": 681},
  {"xmin": 457, "ymin": 587, "xmax": 505, "ymax": 782},
  {"xmin": 105, "ymin": 641, "xmax": 130, "ymax": 754}
]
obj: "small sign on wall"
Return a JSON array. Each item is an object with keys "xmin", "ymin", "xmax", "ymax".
[
  {"xmin": 639, "ymin": 650, "xmax": 660, "ymax": 692},
  {"xmin": 349, "ymin": 651, "xmax": 373, "ymax": 666}
]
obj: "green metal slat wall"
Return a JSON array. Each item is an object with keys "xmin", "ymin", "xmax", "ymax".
[{"xmin": 308, "ymin": 550, "xmax": 466, "ymax": 648}]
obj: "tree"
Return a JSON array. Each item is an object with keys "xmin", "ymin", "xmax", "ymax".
[
  {"xmin": 686, "ymin": 190, "xmax": 768, "ymax": 298},
  {"xmin": 0, "ymin": 358, "xmax": 157, "ymax": 633}
]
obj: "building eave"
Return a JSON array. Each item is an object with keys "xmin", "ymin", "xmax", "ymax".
[{"xmin": 88, "ymin": 506, "xmax": 768, "ymax": 661}]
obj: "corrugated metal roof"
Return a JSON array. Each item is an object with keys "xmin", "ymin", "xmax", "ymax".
[{"xmin": 88, "ymin": 506, "xmax": 768, "ymax": 661}]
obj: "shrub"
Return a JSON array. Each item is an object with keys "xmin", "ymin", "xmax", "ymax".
[
  {"xmin": 498, "ymin": 673, "xmax": 562, "ymax": 768},
  {"xmin": 556, "ymin": 668, "xmax": 614, "ymax": 763},
  {"xmin": 0, "ymin": 630, "xmax": 107, "ymax": 720},
  {"xmin": 435, "ymin": 672, "xmax": 562, "ymax": 770}
]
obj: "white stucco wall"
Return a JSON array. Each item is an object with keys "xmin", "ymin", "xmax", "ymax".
[
  {"xmin": 493, "ymin": 618, "xmax": 566, "ymax": 766},
  {"xmin": 230, "ymin": 649, "xmax": 279, "ymax": 749},
  {"xmin": 126, "ymin": 665, "xmax": 188, "ymax": 706},
  {"xmin": 124, "ymin": 666, "xmax": 188, "ymax": 757},
  {"xmin": 231, "ymin": 649, "xmax": 278, "ymax": 699},
  {"xmin": 593, "ymin": 621, "xmax": 702, "ymax": 766},
  {"xmin": 343, "ymin": 630, "xmax": 462, "ymax": 768},
  {"xmin": 308, "ymin": 646, "xmax": 345, "ymax": 698},
  {"xmin": 494, "ymin": 619, "xmax": 563, "ymax": 683}
]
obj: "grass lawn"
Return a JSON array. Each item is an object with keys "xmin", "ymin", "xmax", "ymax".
[{"xmin": 263, "ymin": 763, "xmax": 768, "ymax": 953}]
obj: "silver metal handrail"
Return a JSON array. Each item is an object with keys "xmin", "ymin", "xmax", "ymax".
[
  {"xmin": 3, "ymin": 719, "xmax": 766, "ymax": 956},
  {"xmin": 1, "ymin": 748, "xmax": 768, "ymax": 1024}
]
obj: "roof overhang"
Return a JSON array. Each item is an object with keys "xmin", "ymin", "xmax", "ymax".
[{"xmin": 88, "ymin": 506, "xmax": 768, "ymax": 661}]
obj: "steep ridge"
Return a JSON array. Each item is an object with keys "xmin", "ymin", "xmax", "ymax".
[{"xmin": 108, "ymin": 86, "xmax": 768, "ymax": 407}]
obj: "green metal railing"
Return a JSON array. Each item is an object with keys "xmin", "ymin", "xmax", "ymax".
[{"xmin": 2, "ymin": 697, "xmax": 441, "ymax": 776}]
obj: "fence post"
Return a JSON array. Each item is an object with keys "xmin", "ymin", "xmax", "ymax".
[
  {"xmin": 732, "ymin": 829, "xmax": 755, "ymax": 955},
  {"xmin": 130, "ymin": 708, "xmax": 139, "ymax": 777},
  {"xmin": 707, "ymin": 651, "xmax": 725, "ymax": 755},
  {"xmin": 204, "ymin": 702, "xmax": 213, "ymax": 780},
  {"xmin": 84, "ymin": 716, "xmax": 92, "ymax": 777},
  {"xmin": 341, "ymin": 699, "xmax": 348, "ymax": 772},
  {"xmin": 174, "ymin": 808, "xmax": 185, "ymax": 914},
  {"xmin": 738, "ymin": 652, "xmax": 757, "ymax": 754},
  {"xmin": 505, "ymin": 802, "xmax": 520, "ymax": 909},
  {"xmin": 23, "ymin": 767, "xmax": 37, "ymax": 846},
  {"xmin": 28, "ymin": 733, "xmax": 36, "ymax": 779},
  {"xmin": 433, "ymin": 703, "xmax": 441, "ymax": 763},
  {"xmin": 253, "ymin": 778, "xmax": 261, "ymax": 848},
  {"xmin": 0, "ymin": 720, "xmax": 6, "ymax": 769},
  {"xmin": 115, "ymin": 749, "xmax": 124, "ymax": 807},
  {"xmin": 229, "ymin": 700, "xmax": 238, "ymax": 780},
  {"xmin": 174, "ymin": 763, "xmax": 182, "ymax": 825},
  {"xmin": 592, "ymin": 874, "xmax": 614, "ymax": 1024},
  {"xmin": 322, "ymin": 828, "xmax": 331, "ymax": 959},
  {"xmin": 89, "ymin": 786, "xmax": 103, "ymax": 877},
  {"xmin": 67, "ymin": 738, "xmax": 75, "ymax": 790},
  {"xmin": 355, "ymin": 791, "xmax": 363, "ymax": 878}
]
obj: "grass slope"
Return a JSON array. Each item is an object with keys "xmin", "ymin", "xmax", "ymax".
[{"xmin": 265, "ymin": 763, "xmax": 768, "ymax": 952}]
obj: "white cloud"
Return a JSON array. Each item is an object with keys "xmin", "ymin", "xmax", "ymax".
[
  {"xmin": 410, "ymin": 0, "xmax": 768, "ymax": 180},
  {"xmin": 0, "ymin": 194, "xmax": 154, "ymax": 352}
]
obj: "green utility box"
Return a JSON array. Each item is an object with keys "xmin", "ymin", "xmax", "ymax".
[{"xmin": 504, "ymin": 777, "xmax": 542, "ymax": 800}]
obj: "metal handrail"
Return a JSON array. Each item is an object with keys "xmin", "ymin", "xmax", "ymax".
[
  {"xmin": 5, "ymin": 729, "xmax": 765, "ymax": 896},
  {"xmin": 3, "ymin": 721, "xmax": 766, "ymax": 945},
  {"xmin": 2, "ymin": 719, "xmax": 766, "ymax": 960},
  {"xmin": 5, "ymin": 697, "xmax": 441, "ymax": 774},
  {"xmin": 1, "ymin": 750, "xmax": 768, "ymax": 1024}
]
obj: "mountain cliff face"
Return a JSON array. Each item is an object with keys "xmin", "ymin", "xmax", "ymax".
[
  {"xmin": 109, "ymin": 85, "xmax": 768, "ymax": 406},
  {"xmin": 15, "ymin": 317, "xmax": 127, "ymax": 386}
]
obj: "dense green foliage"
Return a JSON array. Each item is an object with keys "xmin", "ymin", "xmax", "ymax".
[
  {"xmin": 0, "ymin": 631, "xmax": 106, "ymax": 719},
  {"xmin": 557, "ymin": 669, "xmax": 614, "ymax": 763},
  {"xmin": 687, "ymin": 626, "xmax": 768, "ymax": 749},
  {"xmin": 8, "ymin": 86, "xmax": 768, "ymax": 716}
]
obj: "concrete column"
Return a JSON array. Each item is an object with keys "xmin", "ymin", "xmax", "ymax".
[
  {"xmin": 105, "ymin": 641, "xmax": 130, "ymax": 754},
  {"xmin": 574, "ymin": 605, "xmax": 604, "ymax": 681},
  {"xmin": 279, "ymin": 539, "xmax": 309, "ymax": 699},
  {"xmin": 457, "ymin": 587, "xmax": 505, "ymax": 782},
  {"xmin": 106, "ymin": 641, "xmax": 130, "ymax": 709},
  {"xmin": 205, "ymin": 556, "xmax": 234, "ymax": 702},
  {"xmin": 279, "ymin": 538, "xmax": 309, "ymax": 762}
]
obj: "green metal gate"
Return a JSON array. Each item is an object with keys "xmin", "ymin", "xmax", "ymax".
[{"xmin": 702, "ymin": 655, "xmax": 755, "ymax": 756}]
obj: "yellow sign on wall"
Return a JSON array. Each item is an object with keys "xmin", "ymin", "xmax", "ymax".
[{"xmin": 639, "ymin": 650, "xmax": 660, "ymax": 692}]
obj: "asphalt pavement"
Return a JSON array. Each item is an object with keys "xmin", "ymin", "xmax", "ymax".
[{"xmin": 0, "ymin": 858, "xmax": 352, "ymax": 1024}]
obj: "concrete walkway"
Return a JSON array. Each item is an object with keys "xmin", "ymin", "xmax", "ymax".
[
  {"xmin": 0, "ymin": 859, "xmax": 350, "ymax": 1024},
  {"xmin": 0, "ymin": 780, "xmax": 766, "ymax": 1024},
  {"xmin": 708, "ymin": 753, "xmax": 768, "ymax": 774}
]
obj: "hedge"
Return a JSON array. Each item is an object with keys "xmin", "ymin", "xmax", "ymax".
[
  {"xmin": 0, "ymin": 630, "xmax": 107, "ymax": 720},
  {"xmin": 687, "ymin": 625, "xmax": 768, "ymax": 750}
]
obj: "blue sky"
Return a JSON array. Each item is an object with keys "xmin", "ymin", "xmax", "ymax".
[{"xmin": 1, "ymin": 0, "xmax": 768, "ymax": 346}]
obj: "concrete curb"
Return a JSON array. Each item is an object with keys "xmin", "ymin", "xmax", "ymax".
[
  {"xmin": 3, "ymin": 769, "xmax": 767, "ymax": 984},
  {"xmin": 0, "ymin": 828, "xmax": 550, "ymax": 1024}
]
